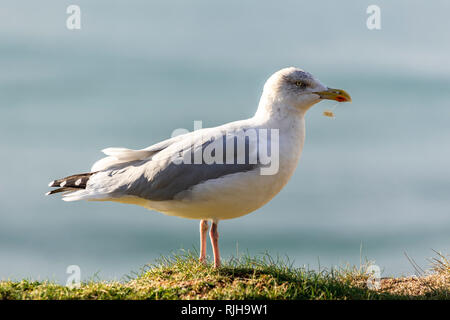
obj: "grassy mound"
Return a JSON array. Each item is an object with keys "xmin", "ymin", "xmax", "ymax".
[{"xmin": 0, "ymin": 251, "xmax": 448, "ymax": 300}]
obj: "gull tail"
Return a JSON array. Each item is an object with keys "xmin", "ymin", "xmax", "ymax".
[{"xmin": 46, "ymin": 172, "xmax": 96, "ymax": 196}]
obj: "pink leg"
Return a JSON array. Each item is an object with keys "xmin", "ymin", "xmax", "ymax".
[
  {"xmin": 199, "ymin": 220, "xmax": 209, "ymax": 263},
  {"xmin": 209, "ymin": 220, "xmax": 221, "ymax": 268}
]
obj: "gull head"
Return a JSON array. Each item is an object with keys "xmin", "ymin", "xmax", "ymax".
[{"xmin": 260, "ymin": 67, "xmax": 351, "ymax": 114}]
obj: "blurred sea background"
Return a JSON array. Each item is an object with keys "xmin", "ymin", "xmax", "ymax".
[{"xmin": 1, "ymin": 0, "xmax": 449, "ymax": 283}]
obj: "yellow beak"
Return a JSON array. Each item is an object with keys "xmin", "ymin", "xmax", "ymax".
[{"xmin": 314, "ymin": 88, "xmax": 352, "ymax": 102}]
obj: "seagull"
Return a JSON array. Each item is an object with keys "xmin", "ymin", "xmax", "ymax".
[{"xmin": 47, "ymin": 67, "xmax": 351, "ymax": 268}]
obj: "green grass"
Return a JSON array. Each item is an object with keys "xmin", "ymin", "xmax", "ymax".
[{"xmin": 0, "ymin": 251, "xmax": 448, "ymax": 300}]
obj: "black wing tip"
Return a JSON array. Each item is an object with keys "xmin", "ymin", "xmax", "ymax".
[{"xmin": 47, "ymin": 172, "xmax": 95, "ymax": 195}]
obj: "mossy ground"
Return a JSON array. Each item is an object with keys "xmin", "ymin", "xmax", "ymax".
[{"xmin": 0, "ymin": 251, "xmax": 448, "ymax": 300}]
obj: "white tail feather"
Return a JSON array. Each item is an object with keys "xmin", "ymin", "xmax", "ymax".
[
  {"xmin": 62, "ymin": 190, "xmax": 110, "ymax": 202},
  {"xmin": 102, "ymin": 148, "xmax": 155, "ymax": 161},
  {"xmin": 91, "ymin": 148, "xmax": 158, "ymax": 172}
]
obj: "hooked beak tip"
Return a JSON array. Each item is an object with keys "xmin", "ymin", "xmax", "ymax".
[{"xmin": 315, "ymin": 88, "xmax": 352, "ymax": 103}]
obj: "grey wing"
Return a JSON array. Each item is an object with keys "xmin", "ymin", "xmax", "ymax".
[{"xmin": 103, "ymin": 130, "xmax": 265, "ymax": 201}]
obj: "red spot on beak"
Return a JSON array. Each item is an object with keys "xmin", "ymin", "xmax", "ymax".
[{"xmin": 335, "ymin": 96, "xmax": 347, "ymax": 102}]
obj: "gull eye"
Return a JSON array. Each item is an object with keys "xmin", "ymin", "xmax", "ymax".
[{"xmin": 295, "ymin": 81, "xmax": 307, "ymax": 89}]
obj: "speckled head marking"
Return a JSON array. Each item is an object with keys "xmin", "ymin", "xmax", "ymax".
[{"xmin": 281, "ymin": 68, "xmax": 315, "ymax": 90}]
